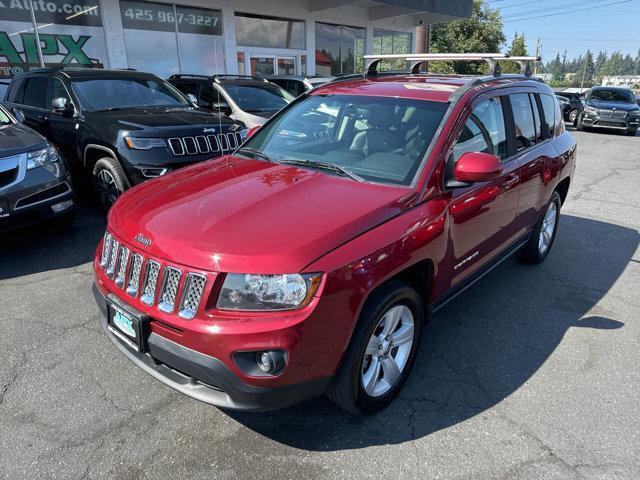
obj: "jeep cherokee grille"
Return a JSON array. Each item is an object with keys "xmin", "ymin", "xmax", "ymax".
[
  {"xmin": 100, "ymin": 236, "xmax": 207, "ymax": 320},
  {"xmin": 168, "ymin": 132, "xmax": 243, "ymax": 156}
]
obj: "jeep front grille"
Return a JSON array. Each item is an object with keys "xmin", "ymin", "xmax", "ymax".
[
  {"xmin": 114, "ymin": 246, "xmax": 129, "ymax": 288},
  {"xmin": 168, "ymin": 133, "xmax": 243, "ymax": 156},
  {"xmin": 179, "ymin": 273, "xmax": 207, "ymax": 319},
  {"xmin": 158, "ymin": 267, "xmax": 181, "ymax": 313},
  {"xmin": 126, "ymin": 253, "xmax": 143, "ymax": 297},
  {"xmin": 100, "ymin": 234, "xmax": 208, "ymax": 319},
  {"xmin": 141, "ymin": 260, "xmax": 160, "ymax": 306}
]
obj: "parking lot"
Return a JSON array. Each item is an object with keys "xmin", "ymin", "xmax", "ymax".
[{"xmin": 0, "ymin": 128, "xmax": 639, "ymax": 480}]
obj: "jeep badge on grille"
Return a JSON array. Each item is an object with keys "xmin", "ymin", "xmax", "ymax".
[
  {"xmin": 134, "ymin": 233, "xmax": 152, "ymax": 247},
  {"xmin": 202, "ymin": 127, "xmax": 216, "ymax": 133}
]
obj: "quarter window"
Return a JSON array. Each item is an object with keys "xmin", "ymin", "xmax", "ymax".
[
  {"xmin": 540, "ymin": 94, "xmax": 556, "ymax": 139},
  {"xmin": 530, "ymin": 94, "xmax": 544, "ymax": 143},
  {"xmin": 509, "ymin": 93, "xmax": 537, "ymax": 152},
  {"xmin": 453, "ymin": 97, "xmax": 508, "ymax": 162}
]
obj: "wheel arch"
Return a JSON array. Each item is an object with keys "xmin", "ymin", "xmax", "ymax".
[
  {"xmin": 554, "ymin": 176, "xmax": 571, "ymax": 205},
  {"xmin": 83, "ymin": 144, "xmax": 131, "ymax": 187}
]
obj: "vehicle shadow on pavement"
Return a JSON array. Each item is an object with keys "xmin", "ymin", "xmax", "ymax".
[
  {"xmin": 228, "ymin": 214, "xmax": 639, "ymax": 451},
  {"xmin": 0, "ymin": 200, "xmax": 105, "ymax": 280}
]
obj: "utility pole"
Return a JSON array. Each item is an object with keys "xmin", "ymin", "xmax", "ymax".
[
  {"xmin": 534, "ymin": 38, "xmax": 541, "ymax": 75},
  {"xmin": 580, "ymin": 55, "xmax": 588, "ymax": 90},
  {"xmin": 415, "ymin": 22, "xmax": 430, "ymax": 71}
]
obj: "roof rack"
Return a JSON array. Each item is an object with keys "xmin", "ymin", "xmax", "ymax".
[
  {"xmin": 169, "ymin": 73, "xmax": 268, "ymax": 83},
  {"xmin": 363, "ymin": 53, "xmax": 540, "ymax": 77}
]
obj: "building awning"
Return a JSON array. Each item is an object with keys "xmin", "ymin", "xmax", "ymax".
[{"xmin": 307, "ymin": 0, "xmax": 472, "ymax": 24}]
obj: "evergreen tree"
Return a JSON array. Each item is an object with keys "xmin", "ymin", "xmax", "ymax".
[{"xmin": 503, "ymin": 32, "xmax": 528, "ymax": 73}]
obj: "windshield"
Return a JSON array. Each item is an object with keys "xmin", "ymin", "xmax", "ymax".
[
  {"xmin": 241, "ymin": 94, "xmax": 447, "ymax": 186},
  {"xmin": 0, "ymin": 105, "xmax": 12, "ymax": 125},
  {"xmin": 589, "ymin": 89, "xmax": 635, "ymax": 103},
  {"xmin": 71, "ymin": 77, "xmax": 190, "ymax": 112},
  {"xmin": 225, "ymin": 84, "xmax": 294, "ymax": 112}
]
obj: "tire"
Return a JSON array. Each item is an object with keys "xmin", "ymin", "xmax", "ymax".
[
  {"xmin": 326, "ymin": 280, "xmax": 423, "ymax": 415},
  {"xmin": 625, "ymin": 128, "xmax": 637, "ymax": 137},
  {"xmin": 518, "ymin": 191, "xmax": 562, "ymax": 265},
  {"xmin": 92, "ymin": 157, "xmax": 128, "ymax": 213},
  {"xmin": 569, "ymin": 109, "xmax": 578, "ymax": 124}
]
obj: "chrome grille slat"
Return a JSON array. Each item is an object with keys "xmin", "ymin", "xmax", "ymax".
[
  {"xmin": 218, "ymin": 133, "xmax": 229, "ymax": 151},
  {"xmin": 114, "ymin": 246, "xmax": 130, "ymax": 288},
  {"xmin": 106, "ymin": 238, "xmax": 119, "ymax": 278},
  {"xmin": 158, "ymin": 267, "xmax": 182, "ymax": 314},
  {"xmin": 207, "ymin": 135, "xmax": 220, "ymax": 152},
  {"xmin": 126, "ymin": 253, "xmax": 143, "ymax": 297},
  {"xmin": 196, "ymin": 135, "xmax": 209, "ymax": 153},
  {"xmin": 100, "ymin": 232, "xmax": 112, "ymax": 268},
  {"xmin": 183, "ymin": 137, "xmax": 198, "ymax": 155},
  {"xmin": 168, "ymin": 138, "xmax": 185, "ymax": 155},
  {"xmin": 178, "ymin": 273, "xmax": 207, "ymax": 320},
  {"xmin": 226, "ymin": 132, "xmax": 238, "ymax": 149},
  {"xmin": 141, "ymin": 260, "xmax": 160, "ymax": 306},
  {"xmin": 598, "ymin": 109, "xmax": 627, "ymax": 119}
]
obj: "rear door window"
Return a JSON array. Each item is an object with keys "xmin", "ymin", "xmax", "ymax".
[
  {"xmin": 509, "ymin": 93, "xmax": 537, "ymax": 152},
  {"xmin": 23, "ymin": 77, "xmax": 47, "ymax": 109},
  {"xmin": 453, "ymin": 96, "xmax": 508, "ymax": 162}
]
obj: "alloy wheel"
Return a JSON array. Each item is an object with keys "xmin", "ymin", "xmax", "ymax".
[
  {"xmin": 538, "ymin": 201, "xmax": 558, "ymax": 255},
  {"xmin": 569, "ymin": 109, "xmax": 578, "ymax": 123},
  {"xmin": 361, "ymin": 305, "xmax": 415, "ymax": 397},
  {"xmin": 96, "ymin": 169, "xmax": 120, "ymax": 210}
]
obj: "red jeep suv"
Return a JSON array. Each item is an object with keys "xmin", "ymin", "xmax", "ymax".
[{"xmin": 93, "ymin": 56, "xmax": 576, "ymax": 414}]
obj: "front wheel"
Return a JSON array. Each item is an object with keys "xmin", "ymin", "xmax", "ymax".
[
  {"xmin": 92, "ymin": 157, "xmax": 128, "ymax": 213},
  {"xmin": 326, "ymin": 281, "xmax": 423, "ymax": 415},
  {"xmin": 569, "ymin": 109, "xmax": 578, "ymax": 124},
  {"xmin": 518, "ymin": 192, "xmax": 561, "ymax": 264},
  {"xmin": 625, "ymin": 128, "xmax": 637, "ymax": 136}
]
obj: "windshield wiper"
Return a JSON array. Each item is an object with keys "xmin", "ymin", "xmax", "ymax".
[
  {"xmin": 279, "ymin": 158, "xmax": 366, "ymax": 183},
  {"xmin": 236, "ymin": 147, "xmax": 276, "ymax": 163}
]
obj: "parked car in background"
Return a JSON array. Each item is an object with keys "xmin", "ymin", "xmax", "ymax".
[
  {"xmin": 169, "ymin": 74, "xmax": 294, "ymax": 128},
  {"xmin": 0, "ymin": 103, "xmax": 74, "ymax": 231},
  {"xmin": 556, "ymin": 95, "xmax": 572, "ymax": 121},
  {"xmin": 4, "ymin": 69, "xmax": 244, "ymax": 211},
  {"xmin": 575, "ymin": 86, "xmax": 640, "ymax": 136},
  {"xmin": 93, "ymin": 57, "xmax": 576, "ymax": 414},
  {"xmin": 556, "ymin": 91, "xmax": 584, "ymax": 123},
  {"xmin": 265, "ymin": 75, "xmax": 334, "ymax": 97}
]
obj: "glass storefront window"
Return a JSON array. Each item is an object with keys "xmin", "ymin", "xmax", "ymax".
[
  {"xmin": 373, "ymin": 29, "xmax": 412, "ymax": 71},
  {"xmin": 120, "ymin": 0, "xmax": 223, "ymax": 78},
  {"xmin": 235, "ymin": 13, "xmax": 304, "ymax": 49},
  {"xmin": 315, "ymin": 23, "xmax": 365, "ymax": 76},
  {"xmin": 0, "ymin": 0, "xmax": 108, "ymax": 95}
]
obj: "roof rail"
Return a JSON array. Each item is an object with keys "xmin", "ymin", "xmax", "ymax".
[{"xmin": 363, "ymin": 53, "xmax": 540, "ymax": 77}]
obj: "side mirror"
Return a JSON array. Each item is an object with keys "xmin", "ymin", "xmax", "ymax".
[
  {"xmin": 52, "ymin": 97, "xmax": 75, "ymax": 117},
  {"xmin": 186, "ymin": 93, "xmax": 198, "ymax": 105},
  {"xmin": 12, "ymin": 108, "xmax": 25, "ymax": 124},
  {"xmin": 449, "ymin": 152, "xmax": 502, "ymax": 187}
]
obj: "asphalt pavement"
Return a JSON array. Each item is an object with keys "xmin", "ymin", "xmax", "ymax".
[{"xmin": 1, "ymin": 127, "xmax": 639, "ymax": 480}]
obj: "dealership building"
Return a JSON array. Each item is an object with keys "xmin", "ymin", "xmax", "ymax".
[{"xmin": 1, "ymin": 0, "xmax": 470, "ymax": 95}]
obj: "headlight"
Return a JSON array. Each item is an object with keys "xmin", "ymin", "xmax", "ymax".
[
  {"xmin": 584, "ymin": 106, "xmax": 598, "ymax": 115},
  {"xmin": 27, "ymin": 146, "xmax": 59, "ymax": 170},
  {"xmin": 217, "ymin": 273, "xmax": 322, "ymax": 311},
  {"xmin": 124, "ymin": 136, "xmax": 166, "ymax": 150}
]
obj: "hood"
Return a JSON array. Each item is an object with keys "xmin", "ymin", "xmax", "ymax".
[
  {"xmin": 109, "ymin": 156, "xmax": 414, "ymax": 273},
  {"xmin": 87, "ymin": 107, "xmax": 240, "ymax": 135},
  {"xmin": 246, "ymin": 110, "xmax": 277, "ymax": 120},
  {"xmin": 0, "ymin": 123, "xmax": 48, "ymax": 157},
  {"xmin": 585, "ymin": 99, "xmax": 639, "ymax": 111}
]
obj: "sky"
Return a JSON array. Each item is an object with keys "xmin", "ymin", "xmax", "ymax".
[{"xmin": 494, "ymin": 0, "xmax": 640, "ymax": 62}]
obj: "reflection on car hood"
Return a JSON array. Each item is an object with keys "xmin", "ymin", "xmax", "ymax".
[
  {"xmin": 109, "ymin": 156, "xmax": 413, "ymax": 273},
  {"xmin": 0, "ymin": 123, "xmax": 48, "ymax": 157},
  {"xmin": 88, "ymin": 107, "xmax": 238, "ymax": 130}
]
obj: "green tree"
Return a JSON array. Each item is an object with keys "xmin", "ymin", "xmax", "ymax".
[
  {"xmin": 502, "ymin": 32, "xmax": 528, "ymax": 73},
  {"xmin": 594, "ymin": 51, "xmax": 607, "ymax": 78},
  {"xmin": 430, "ymin": 0, "xmax": 505, "ymax": 74},
  {"xmin": 551, "ymin": 53, "xmax": 564, "ymax": 81}
]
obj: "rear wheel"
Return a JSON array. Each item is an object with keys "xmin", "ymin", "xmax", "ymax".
[
  {"xmin": 518, "ymin": 191, "xmax": 561, "ymax": 264},
  {"xmin": 92, "ymin": 157, "xmax": 128, "ymax": 213},
  {"xmin": 326, "ymin": 281, "xmax": 423, "ymax": 415}
]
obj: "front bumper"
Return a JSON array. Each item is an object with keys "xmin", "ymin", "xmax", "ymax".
[
  {"xmin": 581, "ymin": 112, "xmax": 639, "ymax": 130},
  {"xmin": 93, "ymin": 283, "xmax": 331, "ymax": 411},
  {"xmin": 0, "ymin": 162, "xmax": 74, "ymax": 231}
]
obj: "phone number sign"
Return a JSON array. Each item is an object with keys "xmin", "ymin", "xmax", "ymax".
[{"xmin": 120, "ymin": 0, "xmax": 221, "ymax": 36}]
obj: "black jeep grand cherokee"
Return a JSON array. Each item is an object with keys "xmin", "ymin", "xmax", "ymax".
[{"xmin": 4, "ymin": 69, "xmax": 244, "ymax": 211}]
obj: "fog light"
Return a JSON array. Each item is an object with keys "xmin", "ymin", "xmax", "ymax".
[
  {"xmin": 51, "ymin": 199, "xmax": 73, "ymax": 213},
  {"xmin": 255, "ymin": 351, "xmax": 285, "ymax": 375}
]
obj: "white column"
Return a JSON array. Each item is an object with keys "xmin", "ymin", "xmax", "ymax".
[
  {"xmin": 305, "ymin": 16, "xmax": 316, "ymax": 76},
  {"xmin": 365, "ymin": 24, "xmax": 374, "ymax": 55},
  {"xmin": 100, "ymin": 0, "xmax": 127, "ymax": 69},
  {"xmin": 221, "ymin": 0, "xmax": 238, "ymax": 74}
]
